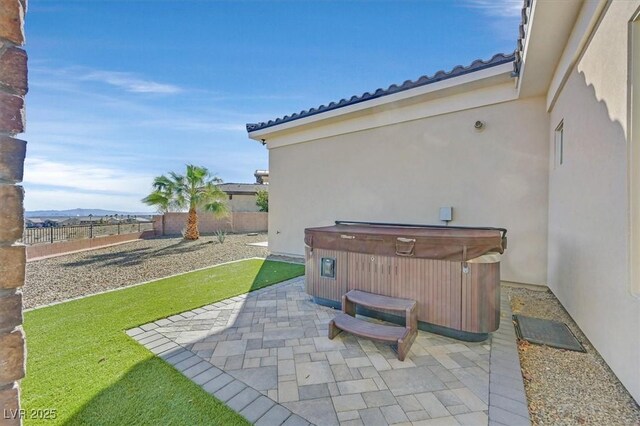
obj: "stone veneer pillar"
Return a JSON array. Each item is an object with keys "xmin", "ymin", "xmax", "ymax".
[{"xmin": 0, "ymin": 0, "xmax": 28, "ymax": 424}]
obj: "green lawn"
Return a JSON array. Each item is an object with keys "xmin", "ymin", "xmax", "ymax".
[{"xmin": 22, "ymin": 259, "xmax": 305, "ymax": 425}]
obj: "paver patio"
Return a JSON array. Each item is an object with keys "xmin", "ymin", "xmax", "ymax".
[{"xmin": 129, "ymin": 276, "xmax": 529, "ymax": 425}]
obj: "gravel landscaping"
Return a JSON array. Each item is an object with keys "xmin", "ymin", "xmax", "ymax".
[
  {"xmin": 24, "ymin": 233, "xmax": 270, "ymax": 309},
  {"xmin": 505, "ymin": 285, "xmax": 640, "ymax": 425}
]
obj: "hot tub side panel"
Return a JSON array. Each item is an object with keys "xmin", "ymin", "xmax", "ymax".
[
  {"xmin": 347, "ymin": 253, "xmax": 463, "ymax": 331},
  {"xmin": 305, "ymin": 248, "xmax": 501, "ymax": 335},
  {"xmin": 461, "ymin": 262, "xmax": 500, "ymax": 333}
]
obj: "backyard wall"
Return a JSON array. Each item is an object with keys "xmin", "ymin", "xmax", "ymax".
[
  {"xmin": 0, "ymin": 0, "xmax": 27, "ymax": 422},
  {"xmin": 25, "ymin": 230, "xmax": 156, "ymax": 261},
  {"xmin": 155, "ymin": 211, "xmax": 267, "ymax": 235},
  {"xmin": 546, "ymin": 0, "xmax": 640, "ymax": 403},
  {"xmin": 268, "ymin": 96, "xmax": 550, "ymax": 285}
]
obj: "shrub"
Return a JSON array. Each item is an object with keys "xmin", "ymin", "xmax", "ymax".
[
  {"xmin": 256, "ymin": 189, "xmax": 268, "ymax": 212},
  {"xmin": 215, "ymin": 229, "xmax": 226, "ymax": 244}
]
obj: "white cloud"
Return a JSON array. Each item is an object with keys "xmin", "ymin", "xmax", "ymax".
[
  {"xmin": 80, "ymin": 70, "xmax": 183, "ymax": 94},
  {"xmin": 464, "ymin": 0, "xmax": 522, "ymax": 18},
  {"xmin": 23, "ymin": 158, "xmax": 154, "ymax": 196}
]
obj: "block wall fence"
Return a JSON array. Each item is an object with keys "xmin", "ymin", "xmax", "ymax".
[
  {"xmin": 25, "ymin": 230, "xmax": 156, "ymax": 261},
  {"xmin": 153, "ymin": 212, "xmax": 267, "ymax": 235},
  {"xmin": 0, "ymin": 0, "xmax": 28, "ymax": 423}
]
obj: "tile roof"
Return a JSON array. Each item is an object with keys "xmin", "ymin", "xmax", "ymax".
[
  {"xmin": 513, "ymin": 0, "xmax": 532, "ymax": 75},
  {"xmin": 246, "ymin": 52, "xmax": 515, "ymax": 133},
  {"xmin": 218, "ymin": 183, "xmax": 268, "ymax": 194}
]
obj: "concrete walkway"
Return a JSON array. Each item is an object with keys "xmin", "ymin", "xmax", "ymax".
[{"xmin": 128, "ymin": 277, "xmax": 530, "ymax": 425}]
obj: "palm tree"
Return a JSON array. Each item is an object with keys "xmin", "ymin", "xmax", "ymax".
[{"xmin": 142, "ymin": 165, "xmax": 228, "ymax": 240}]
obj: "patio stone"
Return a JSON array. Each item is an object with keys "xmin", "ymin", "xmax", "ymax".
[
  {"xmin": 150, "ymin": 341, "xmax": 179, "ymax": 355},
  {"xmin": 192, "ymin": 367, "xmax": 222, "ymax": 385},
  {"xmin": 278, "ymin": 380, "xmax": 299, "ymax": 403},
  {"xmin": 224, "ymin": 356, "xmax": 244, "ymax": 371},
  {"xmin": 173, "ymin": 355, "xmax": 201, "ymax": 372},
  {"xmin": 313, "ymin": 336, "xmax": 346, "ymax": 351},
  {"xmin": 240, "ymin": 395, "xmax": 275, "ymax": 423},
  {"xmin": 227, "ymin": 387, "xmax": 261, "ymax": 412},
  {"xmin": 283, "ymin": 397, "xmax": 338, "ymax": 426},
  {"xmin": 296, "ymin": 361, "xmax": 334, "ymax": 386},
  {"xmin": 332, "ymin": 394, "xmax": 367, "ymax": 412},
  {"xmin": 182, "ymin": 361, "xmax": 212, "ymax": 379},
  {"xmin": 330, "ymin": 364, "xmax": 354, "ymax": 381},
  {"xmin": 214, "ymin": 380, "xmax": 246, "ymax": 402},
  {"xmin": 415, "ymin": 392, "xmax": 451, "ymax": 418},
  {"xmin": 282, "ymin": 414, "xmax": 311, "ymax": 426},
  {"xmin": 381, "ymin": 404, "xmax": 409, "ymax": 424},
  {"xmin": 451, "ymin": 388, "xmax": 487, "ymax": 411},
  {"xmin": 345, "ymin": 356, "xmax": 372, "ymax": 368},
  {"xmin": 202, "ymin": 373, "xmax": 234, "ymax": 394},
  {"xmin": 163, "ymin": 349, "xmax": 192, "ymax": 364},
  {"xmin": 358, "ymin": 407, "xmax": 388, "ymax": 426},
  {"xmin": 255, "ymin": 404, "xmax": 292, "ymax": 426},
  {"xmin": 446, "ymin": 404, "xmax": 470, "ymax": 415},
  {"xmin": 337, "ymin": 410, "xmax": 361, "ymax": 421},
  {"xmin": 433, "ymin": 390, "xmax": 464, "ymax": 407},
  {"xmin": 213, "ymin": 339, "xmax": 247, "ymax": 356},
  {"xmin": 231, "ymin": 366, "xmax": 278, "ymax": 391},
  {"xmin": 298, "ymin": 383, "xmax": 330, "ymax": 400},
  {"xmin": 380, "ymin": 367, "xmax": 447, "ymax": 396},
  {"xmin": 337, "ymin": 379, "xmax": 378, "ymax": 395},
  {"xmin": 326, "ymin": 350, "xmax": 346, "ymax": 365},
  {"xmin": 362, "ymin": 390, "xmax": 397, "ymax": 408},
  {"xmin": 455, "ymin": 411, "xmax": 488, "ymax": 425},
  {"xmin": 396, "ymin": 394, "xmax": 423, "ymax": 412},
  {"xmin": 278, "ymin": 346, "xmax": 294, "ymax": 360},
  {"xmin": 368, "ymin": 353, "xmax": 392, "ymax": 371},
  {"xmin": 359, "ymin": 366, "xmax": 380, "ymax": 379},
  {"xmin": 406, "ymin": 410, "xmax": 431, "ymax": 422}
]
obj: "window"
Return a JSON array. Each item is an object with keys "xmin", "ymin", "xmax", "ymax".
[
  {"xmin": 630, "ymin": 12, "xmax": 640, "ymax": 296},
  {"xmin": 554, "ymin": 120, "xmax": 564, "ymax": 168}
]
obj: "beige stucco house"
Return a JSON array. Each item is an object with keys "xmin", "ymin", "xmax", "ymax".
[
  {"xmin": 218, "ymin": 171, "xmax": 269, "ymax": 212},
  {"xmin": 246, "ymin": 0, "xmax": 640, "ymax": 403}
]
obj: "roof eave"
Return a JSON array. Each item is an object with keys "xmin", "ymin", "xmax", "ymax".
[{"xmin": 247, "ymin": 60, "xmax": 514, "ymax": 140}]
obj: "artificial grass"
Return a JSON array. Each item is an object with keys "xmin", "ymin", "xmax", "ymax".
[{"xmin": 21, "ymin": 259, "xmax": 305, "ymax": 425}]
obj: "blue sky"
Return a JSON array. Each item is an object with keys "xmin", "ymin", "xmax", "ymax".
[{"xmin": 23, "ymin": 0, "xmax": 521, "ymax": 212}]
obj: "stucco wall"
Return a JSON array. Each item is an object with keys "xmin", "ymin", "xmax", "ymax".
[
  {"xmin": 268, "ymin": 96, "xmax": 550, "ymax": 285},
  {"xmin": 228, "ymin": 194, "xmax": 260, "ymax": 212},
  {"xmin": 547, "ymin": 0, "xmax": 640, "ymax": 403},
  {"xmin": 157, "ymin": 212, "xmax": 267, "ymax": 235}
]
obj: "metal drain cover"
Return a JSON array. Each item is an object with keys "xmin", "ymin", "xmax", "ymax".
[{"xmin": 513, "ymin": 314, "xmax": 586, "ymax": 352}]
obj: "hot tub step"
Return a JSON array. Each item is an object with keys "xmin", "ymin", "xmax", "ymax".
[
  {"xmin": 345, "ymin": 290, "xmax": 416, "ymax": 312},
  {"xmin": 329, "ymin": 313, "xmax": 417, "ymax": 361},
  {"xmin": 330, "ymin": 313, "xmax": 407, "ymax": 342}
]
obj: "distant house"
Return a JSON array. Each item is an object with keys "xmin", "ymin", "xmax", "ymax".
[
  {"xmin": 246, "ymin": 1, "xmax": 640, "ymax": 403},
  {"xmin": 218, "ymin": 171, "xmax": 268, "ymax": 212},
  {"xmin": 218, "ymin": 183, "xmax": 268, "ymax": 212},
  {"xmin": 254, "ymin": 169, "xmax": 269, "ymax": 184},
  {"xmin": 25, "ymin": 218, "xmax": 44, "ymax": 228}
]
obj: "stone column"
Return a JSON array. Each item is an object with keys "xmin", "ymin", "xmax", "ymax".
[{"xmin": 0, "ymin": 0, "xmax": 28, "ymax": 424}]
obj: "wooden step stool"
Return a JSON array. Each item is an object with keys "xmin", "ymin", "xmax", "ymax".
[{"xmin": 328, "ymin": 290, "xmax": 418, "ymax": 361}]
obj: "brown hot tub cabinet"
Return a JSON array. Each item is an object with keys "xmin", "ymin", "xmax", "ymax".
[{"xmin": 305, "ymin": 221, "xmax": 507, "ymax": 342}]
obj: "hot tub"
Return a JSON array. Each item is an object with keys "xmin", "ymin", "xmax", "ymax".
[{"xmin": 304, "ymin": 221, "xmax": 507, "ymax": 341}]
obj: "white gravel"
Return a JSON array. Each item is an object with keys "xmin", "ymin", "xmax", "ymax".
[{"xmin": 24, "ymin": 233, "xmax": 269, "ymax": 309}]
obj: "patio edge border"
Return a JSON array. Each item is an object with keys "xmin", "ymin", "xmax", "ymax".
[{"xmin": 487, "ymin": 286, "xmax": 532, "ymax": 425}]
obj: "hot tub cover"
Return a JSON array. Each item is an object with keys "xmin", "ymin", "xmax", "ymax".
[{"xmin": 304, "ymin": 222, "xmax": 507, "ymax": 261}]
